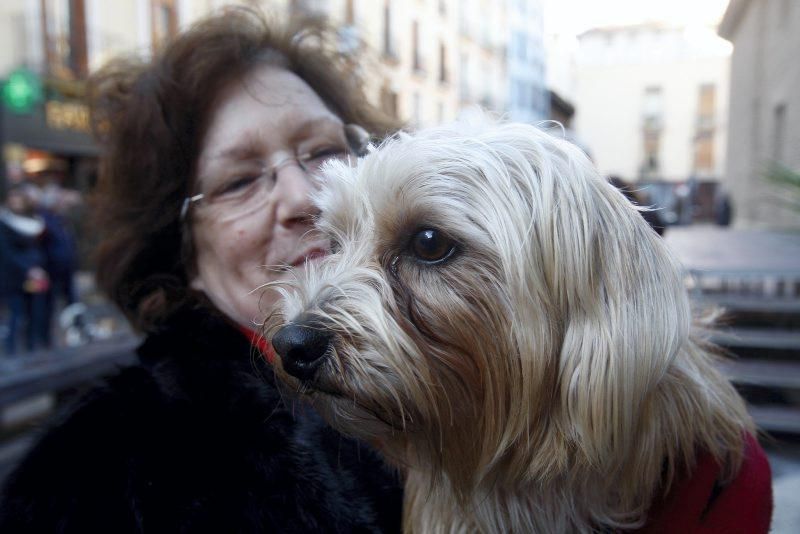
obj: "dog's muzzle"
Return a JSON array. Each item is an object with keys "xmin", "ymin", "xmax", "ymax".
[{"xmin": 272, "ymin": 321, "xmax": 332, "ymax": 381}]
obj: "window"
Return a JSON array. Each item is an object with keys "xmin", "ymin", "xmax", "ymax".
[
  {"xmin": 693, "ymin": 84, "xmax": 716, "ymax": 173},
  {"xmin": 151, "ymin": 0, "xmax": 178, "ymax": 52},
  {"xmin": 383, "ymin": 1, "xmax": 396, "ymax": 59},
  {"xmin": 642, "ymin": 86, "xmax": 662, "ymax": 176},
  {"xmin": 439, "ymin": 42, "xmax": 448, "ymax": 83},
  {"xmin": 693, "ymin": 133, "xmax": 714, "ymax": 172},
  {"xmin": 41, "ymin": 0, "xmax": 88, "ymax": 79},
  {"xmin": 696, "ymin": 84, "xmax": 715, "ymax": 130},
  {"xmin": 642, "ymin": 86, "xmax": 663, "ymax": 130},
  {"xmin": 643, "ymin": 134, "xmax": 660, "ymax": 173},
  {"xmin": 412, "ymin": 20, "xmax": 423, "ymax": 72}
]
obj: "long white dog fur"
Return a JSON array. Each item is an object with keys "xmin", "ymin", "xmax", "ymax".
[{"xmin": 268, "ymin": 116, "xmax": 752, "ymax": 532}]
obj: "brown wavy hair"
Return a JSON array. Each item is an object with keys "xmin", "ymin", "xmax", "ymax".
[{"xmin": 89, "ymin": 7, "xmax": 399, "ymax": 332}]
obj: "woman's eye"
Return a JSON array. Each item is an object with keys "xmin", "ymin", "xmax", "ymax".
[
  {"xmin": 305, "ymin": 145, "xmax": 349, "ymax": 169},
  {"xmin": 216, "ymin": 174, "xmax": 261, "ymax": 197},
  {"xmin": 312, "ymin": 146, "xmax": 347, "ymax": 159},
  {"xmin": 409, "ymin": 229, "xmax": 456, "ymax": 264}
]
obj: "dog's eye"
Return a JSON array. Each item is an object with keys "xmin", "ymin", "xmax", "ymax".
[{"xmin": 410, "ymin": 229, "xmax": 456, "ymax": 264}]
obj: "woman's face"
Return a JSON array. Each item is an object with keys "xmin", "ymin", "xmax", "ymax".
[{"xmin": 190, "ymin": 65, "xmax": 344, "ymax": 329}]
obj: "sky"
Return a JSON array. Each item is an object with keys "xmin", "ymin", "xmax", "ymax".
[{"xmin": 543, "ymin": 0, "xmax": 732, "ymax": 37}]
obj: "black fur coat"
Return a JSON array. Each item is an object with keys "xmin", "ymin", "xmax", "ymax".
[{"xmin": 0, "ymin": 306, "xmax": 403, "ymax": 532}]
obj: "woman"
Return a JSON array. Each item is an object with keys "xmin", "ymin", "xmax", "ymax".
[{"xmin": 0, "ymin": 9, "xmax": 402, "ymax": 532}]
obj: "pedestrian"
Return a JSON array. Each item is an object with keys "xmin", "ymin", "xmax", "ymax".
[
  {"xmin": 0, "ymin": 8, "xmax": 402, "ymax": 532},
  {"xmin": 27, "ymin": 169, "xmax": 81, "ymax": 347},
  {"xmin": 0, "ymin": 184, "xmax": 50, "ymax": 355}
]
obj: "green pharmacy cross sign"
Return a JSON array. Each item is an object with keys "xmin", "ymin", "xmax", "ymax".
[{"xmin": 1, "ymin": 68, "xmax": 44, "ymax": 114}]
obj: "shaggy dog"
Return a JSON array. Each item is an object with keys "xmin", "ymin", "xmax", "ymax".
[{"xmin": 267, "ymin": 118, "xmax": 770, "ymax": 532}]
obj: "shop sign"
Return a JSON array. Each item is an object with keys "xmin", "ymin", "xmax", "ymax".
[
  {"xmin": 1, "ymin": 68, "xmax": 44, "ymax": 114},
  {"xmin": 45, "ymin": 100, "xmax": 91, "ymax": 133}
]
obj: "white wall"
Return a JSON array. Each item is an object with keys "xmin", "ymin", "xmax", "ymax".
[{"xmin": 574, "ymin": 25, "xmax": 731, "ymax": 182}]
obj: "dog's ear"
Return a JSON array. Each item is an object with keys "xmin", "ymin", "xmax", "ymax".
[{"xmin": 541, "ymin": 143, "xmax": 691, "ymax": 469}]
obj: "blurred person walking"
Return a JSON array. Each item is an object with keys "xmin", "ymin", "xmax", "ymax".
[
  {"xmin": 26, "ymin": 165, "xmax": 82, "ymax": 347},
  {"xmin": 0, "ymin": 184, "xmax": 50, "ymax": 355},
  {"xmin": 0, "ymin": 8, "xmax": 402, "ymax": 533}
]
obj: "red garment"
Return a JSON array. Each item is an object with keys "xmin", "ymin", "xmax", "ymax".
[
  {"xmin": 239, "ymin": 325, "xmax": 277, "ymax": 364},
  {"xmin": 642, "ymin": 434, "xmax": 772, "ymax": 533}
]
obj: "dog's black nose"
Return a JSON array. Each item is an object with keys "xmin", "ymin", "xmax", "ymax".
[{"xmin": 272, "ymin": 323, "xmax": 331, "ymax": 381}]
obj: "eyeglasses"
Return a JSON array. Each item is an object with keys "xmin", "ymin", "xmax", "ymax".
[{"xmin": 181, "ymin": 124, "xmax": 370, "ymax": 222}]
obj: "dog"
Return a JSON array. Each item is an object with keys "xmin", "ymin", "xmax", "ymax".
[{"xmin": 267, "ymin": 117, "xmax": 769, "ymax": 532}]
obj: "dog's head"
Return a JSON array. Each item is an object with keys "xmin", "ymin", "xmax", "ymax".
[{"xmin": 268, "ymin": 117, "xmax": 692, "ymax": 489}]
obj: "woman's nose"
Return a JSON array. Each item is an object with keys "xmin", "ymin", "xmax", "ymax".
[{"xmin": 274, "ymin": 164, "xmax": 319, "ymax": 228}]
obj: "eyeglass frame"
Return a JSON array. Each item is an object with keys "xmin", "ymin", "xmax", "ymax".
[{"xmin": 179, "ymin": 123, "xmax": 371, "ymax": 222}]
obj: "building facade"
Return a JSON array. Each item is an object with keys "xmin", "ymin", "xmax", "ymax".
[
  {"xmin": 506, "ymin": 0, "xmax": 547, "ymax": 124},
  {"xmin": 719, "ymin": 0, "xmax": 800, "ymax": 229},
  {"xmin": 455, "ymin": 0, "xmax": 508, "ymax": 119},
  {"xmin": 1, "ymin": 0, "xmax": 548, "ymax": 199},
  {"xmin": 276, "ymin": 0, "xmax": 546, "ymax": 127},
  {"xmin": 573, "ymin": 23, "xmax": 731, "ymax": 184},
  {"xmin": 286, "ymin": 0, "xmax": 464, "ymax": 127},
  {"xmin": 0, "ymin": 0, "xmax": 200, "ymax": 198}
]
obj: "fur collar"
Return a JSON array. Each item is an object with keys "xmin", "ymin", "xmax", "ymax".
[{"xmin": 135, "ymin": 304, "xmax": 279, "ymax": 413}]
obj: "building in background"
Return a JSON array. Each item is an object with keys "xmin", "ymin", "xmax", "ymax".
[
  {"xmin": 573, "ymin": 23, "xmax": 732, "ymax": 185},
  {"xmin": 506, "ymin": 0, "xmax": 548, "ymax": 123},
  {"xmin": 287, "ymin": 0, "xmax": 547, "ymax": 127},
  {"xmin": 284, "ymin": 0, "xmax": 520, "ymax": 127},
  {"xmin": 287, "ymin": 0, "xmax": 463, "ymax": 127},
  {"xmin": 0, "ymin": 0, "xmax": 195, "ymax": 195},
  {"xmin": 456, "ymin": 0, "xmax": 508, "ymax": 121},
  {"xmin": 2, "ymin": 0, "xmax": 548, "ymax": 143},
  {"xmin": 2, "ymin": 0, "xmax": 549, "ymax": 203},
  {"xmin": 719, "ymin": 0, "xmax": 800, "ymax": 229}
]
